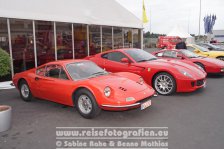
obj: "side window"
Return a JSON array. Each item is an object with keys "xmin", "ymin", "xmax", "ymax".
[
  {"xmin": 45, "ymin": 65, "xmax": 69, "ymax": 80},
  {"xmin": 36, "ymin": 66, "xmax": 46, "ymax": 76},
  {"xmin": 107, "ymin": 52, "xmax": 128, "ymax": 62},
  {"xmin": 163, "ymin": 51, "xmax": 177, "ymax": 58},
  {"xmin": 101, "ymin": 53, "xmax": 108, "ymax": 59},
  {"xmin": 60, "ymin": 69, "xmax": 69, "ymax": 80},
  {"xmin": 187, "ymin": 46, "xmax": 195, "ymax": 52}
]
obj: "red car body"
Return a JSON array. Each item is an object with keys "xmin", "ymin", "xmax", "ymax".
[
  {"xmin": 12, "ymin": 60, "xmax": 155, "ymax": 118},
  {"xmin": 152, "ymin": 49, "xmax": 224, "ymax": 74},
  {"xmin": 86, "ymin": 48, "xmax": 207, "ymax": 95}
]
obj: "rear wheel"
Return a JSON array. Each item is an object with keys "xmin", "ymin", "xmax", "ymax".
[
  {"xmin": 217, "ymin": 56, "xmax": 224, "ymax": 61},
  {"xmin": 74, "ymin": 89, "xmax": 101, "ymax": 119},
  {"xmin": 19, "ymin": 80, "xmax": 32, "ymax": 102},
  {"xmin": 153, "ymin": 72, "xmax": 176, "ymax": 95}
]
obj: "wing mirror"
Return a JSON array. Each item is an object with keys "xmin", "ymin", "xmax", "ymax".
[
  {"xmin": 194, "ymin": 49, "xmax": 200, "ymax": 53},
  {"xmin": 121, "ymin": 58, "xmax": 130, "ymax": 64},
  {"xmin": 177, "ymin": 54, "xmax": 184, "ymax": 59}
]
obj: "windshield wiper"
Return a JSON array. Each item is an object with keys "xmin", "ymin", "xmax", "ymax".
[
  {"xmin": 138, "ymin": 58, "xmax": 157, "ymax": 62},
  {"xmin": 91, "ymin": 71, "xmax": 106, "ymax": 76}
]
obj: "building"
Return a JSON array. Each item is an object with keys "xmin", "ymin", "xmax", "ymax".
[
  {"xmin": 0, "ymin": 0, "xmax": 143, "ymax": 82},
  {"xmin": 212, "ymin": 30, "xmax": 224, "ymax": 42}
]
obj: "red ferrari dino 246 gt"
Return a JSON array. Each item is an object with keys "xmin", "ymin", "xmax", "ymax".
[{"xmin": 13, "ymin": 60, "xmax": 155, "ymax": 118}]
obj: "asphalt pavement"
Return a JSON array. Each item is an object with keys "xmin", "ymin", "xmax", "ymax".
[{"xmin": 0, "ymin": 48, "xmax": 224, "ymax": 149}]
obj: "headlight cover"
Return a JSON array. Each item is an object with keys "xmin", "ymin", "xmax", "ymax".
[
  {"xmin": 178, "ymin": 69, "xmax": 193, "ymax": 78},
  {"xmin": 104, "ymin": 86, "xmax": 111, "ymax": 97}
]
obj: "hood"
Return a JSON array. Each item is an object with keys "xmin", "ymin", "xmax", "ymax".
[
  {"xmin": 88, "ymin": 74, "xmax": 150, "ymax": 95},
  {"xmin": 135, "ymin": 59, "xmax": 205, "ymax": 78},
  {"xmin": 198, "ymin": 57, "xmax": 224, "ymax": 67},
  {"xmin": 206, "ymin": 51, "xmax": 224, "ymax": 55}
]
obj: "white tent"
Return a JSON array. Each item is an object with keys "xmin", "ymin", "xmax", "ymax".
[
  {"xmin": 167, "ymin": 26, "xmax": 195, "ymax": 44},
  {"xmin": 0, "ymin": 0, "xmax": 143, "ymax": 28},
  {"xmin": 167, "ymin": 26, "xmax": 192, "ymax": 38}
]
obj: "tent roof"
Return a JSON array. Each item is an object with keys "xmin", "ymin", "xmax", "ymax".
[
  {"xmin": 167, "ymin": 26, "xmax": 192, "ymax": 38},
  {"xmin": 0, "ymin": 0, "xmax": 143, "ymax": 28}
]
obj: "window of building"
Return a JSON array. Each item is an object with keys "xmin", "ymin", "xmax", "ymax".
[
  {"xmin": 123, "ymin": 28, "xmax": 132, "ymax": 48},
  {"xmin": 113, "ymin": 27, "xmax": 123, "ymax": 49},
  {"xmin": 10, "ymin": 19, "xmax": 35, "ymax": 74},
  {"xmin": 89, "ymin": 25, "xmax": 101, "ymax": 55},
  {"xmin": 35, "ymin": 21, "xmax": 55, "ymax": 66},
  {"xmin": 0, "ymin": 18, "xmax": 11, "ymax": 82},
  {"xmin": 73, "ymin": 24, "xmax": 87, "ymax": 59},
  {"xmin": 56, "ymin": 22, "xmax": 73, "ymax": 60},
  {"xmin": 133, "ymin": 29, "xmax": 141, "ymax": 48},
  {"xmin": 102, "ymin": 26, "xmax": 112, "ymax": 52}
]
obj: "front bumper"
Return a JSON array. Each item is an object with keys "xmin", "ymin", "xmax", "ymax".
[
  {"xmin": 100, "ymin": 89, "xmax": 156, "ymax": 111},
  {"xmin": 176, "ymin": 78, "xmax": 206, "ymax": 92}
]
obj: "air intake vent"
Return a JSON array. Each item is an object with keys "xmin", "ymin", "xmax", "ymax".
[{"xmin": 119, "ymin": 87, "xmax": 127, "ymax": 91}]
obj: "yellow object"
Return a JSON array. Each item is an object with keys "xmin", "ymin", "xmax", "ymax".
[
  {"xmin": 187, "ymin": 44, "xmax": 224, "ymax": 60},
  {"xmin": 148, "ymin": 68, "xmax": 151, "ymax": 72},
  {"xmin": 142, "ymin": 0, "xmax": 149, "ymax": 23}
]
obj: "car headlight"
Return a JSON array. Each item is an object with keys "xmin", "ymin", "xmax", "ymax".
[
  {"xmin": 221, "ymin": 68, "xmax": 224, "ymax": 72},
  {"xmin": 104, "ymin": 86, "xmax": 111, "ymax": 97},
  {"xmin": 138, "ymin": 77, "xmax": 144, "ymax": 85},
  {"xmin": 178, "ymin": 69, "xmax": 193, "ymax": 78}
]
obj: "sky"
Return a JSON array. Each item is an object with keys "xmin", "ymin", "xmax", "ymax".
[{"xmin": 116, "ymin": 0, "xmax": 224, "ymax": 35}]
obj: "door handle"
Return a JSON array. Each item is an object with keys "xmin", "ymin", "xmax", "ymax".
[{"xmin": 35, "ymin": 77, "xmax": 40, "ymax": 81}]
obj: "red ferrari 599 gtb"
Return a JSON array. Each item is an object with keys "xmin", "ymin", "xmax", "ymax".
[{"xmin": 86, "ymin": 48, "xmax": 207, "ymax": 95}]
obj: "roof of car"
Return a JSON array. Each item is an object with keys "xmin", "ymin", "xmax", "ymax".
[{"xmin": 43, "ymin": 59, "xmax": 90, "ymax": 66}]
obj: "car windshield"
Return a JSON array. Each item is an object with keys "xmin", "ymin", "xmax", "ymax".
[
  {"xmin": 181, "ymin": 50, "xmax": 199, "ymax": 58},
  {"xmin": 194, "ymin": 45, "xmax": 209, "ymax": 52},
  {"xmin": 124, "ymin": 49, "xmax": 157, "ymax": 62},
  {"xmin": 206, "ymin": 43, "xmax": 220, "ymax": 49},
  {"xmin": 66, "ymin": 61, "xmax": 108, "ymax": 80}
]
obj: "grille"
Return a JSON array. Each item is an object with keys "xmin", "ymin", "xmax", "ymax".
[{"xmin": 196, "ymin": 79, "xmax": 204, "ymax": 86}]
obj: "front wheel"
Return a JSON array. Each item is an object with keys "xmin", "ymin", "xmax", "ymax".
[
  {"xmin": 217, "ymin": 56, "xmax": 224, "ymax": 61},
  {"xmin": 153, "ymin": 72, "xmax": 176, "ymax": 95},
  {"xmin": 75, "ymin": 89, "xmax": 101, "ymax": 119},
  {"xmin": 19, "ymin": 80, "xmax": 33, "ymax": 102}
]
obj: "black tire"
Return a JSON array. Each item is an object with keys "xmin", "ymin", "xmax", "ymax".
[
  {"xmin": 74, "ymin": 89, "xmax": 101, "ymax": 119},
  {"xmin": 153, "ymin": 72, "xmax": 176, "ymax": 95},
  {"xmin": 19, "ymin": 80, "xmax": 32, "ymax": 102},
  {"xmin": 194, "ymin": 62, "xmax": 206, "ymax": 71},
  {"xmin": 216, "ymin": 56, "xmax": 224, "ymax": 61}
]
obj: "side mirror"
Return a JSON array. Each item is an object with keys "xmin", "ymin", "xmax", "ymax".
[
  {"xmin": 121, "ymin": 58, "xmax": 130, "ymax": 64},
  {"xmin": 208, "ymin": 47, "xmax": 212, "ymax": 50},
  {"xmin": 194, "ymin": 49, "xmax": 200, "ymax": 53},
  {"xmin": 177, "ymin": 54, "xmax": 184, "ymax": 59}
]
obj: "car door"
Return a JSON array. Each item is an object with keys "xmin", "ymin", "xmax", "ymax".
[
  {"xmin": 101, "ymin": 51, "xmax": 143, "ymax": 75},
  {"xmin": 34, "ymin": 64, "xmax": 74, "ymax": 105}
]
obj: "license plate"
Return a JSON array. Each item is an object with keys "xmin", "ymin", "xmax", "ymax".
[{"xmin": 141, "ymin": 100, "xmax": 151, "ymax": 110}]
